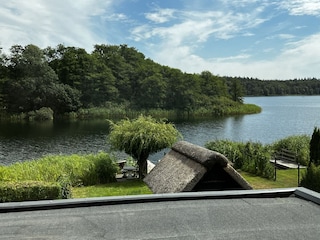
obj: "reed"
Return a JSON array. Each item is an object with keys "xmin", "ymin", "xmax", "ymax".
[{"xmin": 0, "ymin": 152, "xmax": 118, "ymax": 186}]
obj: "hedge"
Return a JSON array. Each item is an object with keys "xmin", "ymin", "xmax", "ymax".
[{"xmin": 0, "ymin": 181, "xmax": 66, "ymax": 203}]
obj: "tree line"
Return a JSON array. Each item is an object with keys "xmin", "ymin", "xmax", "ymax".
[
  {"xmin": 1, "ymin": 44, "xmax": 318, "ymax": 118},
  {"xmin": 225, "ymin": 76, "xmax": 320, "ymax": 96},
  {"xmin": 0, "ymin": 44, "xmax": 245, "ymax": 117}
]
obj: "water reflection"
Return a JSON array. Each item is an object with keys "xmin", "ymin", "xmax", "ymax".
[{"xmin": 0, "ymin": 120, "xmax": 110, "ymax": 165}]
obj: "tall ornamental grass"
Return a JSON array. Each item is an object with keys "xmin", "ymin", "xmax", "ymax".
[
  {"xmin": 0, "ymin": 152, "xmax": 118, "ymax": 186},
  {"xmin": 205, "ymin": 135, "xmax": 310, "ymax": 180},
  {"xmin": 205, "ymin": 140, "xmax": 274, "ymax": 179}
]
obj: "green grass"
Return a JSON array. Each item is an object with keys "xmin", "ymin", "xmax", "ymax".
[
  {"xmin": 0, "ymin": 152, "xmax": 118, "ymax": 186},
  {"xmin": 72, "ymin": 179, "xmax": 152, "ymax": 198},
  {"xmin": 240, "ymin": 168, "xmax": 306, "ymax": 189},
  {"xmin": 72, "ymin": 169, "xmax": 304, "ymax": 199}
]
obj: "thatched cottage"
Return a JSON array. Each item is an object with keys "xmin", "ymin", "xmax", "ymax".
[{"xmin": 144, "ymin": 141, "xmax": 252, "ymax": 193}]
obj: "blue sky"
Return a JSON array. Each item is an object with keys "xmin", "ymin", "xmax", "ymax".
[{"xmin": 1, "ymin": 0, "xmax": 320, "ymax": 79}]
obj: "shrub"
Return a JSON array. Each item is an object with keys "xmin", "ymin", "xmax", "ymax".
[
  {"xmin": 57, "ymin": 174, "xmax": 72, "ymax": 199},
  {"xmin": 309, "ymin": 127, "xmax": 320, "ymax": 166},
  {"xmin": 300, "ymin": 164, "xmax": 320, "ymax": 193},
  {"xmin": 29, "ymin": 107, "xmax": 54, "ymax": 121},
  {"xmin": 81, "ymin": 152, "xmax": 119, "ymax": 185},
  {"xmin": 0, "ymin": 181, "xmax": 62, "ymax": 203},
  {"xmin": 271, "ymin": 135, "xmax": 310, "ymax": 166}
]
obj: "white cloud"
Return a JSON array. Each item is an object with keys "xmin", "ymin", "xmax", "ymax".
[
  {"xmin": 145, "ymin": 8, "xmax": 176, "ymax": 23},
  {"xmin": 132, "ymin": 7, "xmax": 268, "ymax": 50},
  {"xmin": 278, "ymin": 34, "xmax": 295, "ymax": 39},
  {"xmin": 279, "ymin": 0, "xmax": 320, "ymax": 16},
  {"xmin": 151, "ymin": 33, "xmax": 320, "ymax": 80},
  {"xmin": 0, "ymin": 0, "xmax": 113, "ymax": 51},
  {"xmin": 137, "ymin": 6, "xmax": 271, "ymax": 76}
]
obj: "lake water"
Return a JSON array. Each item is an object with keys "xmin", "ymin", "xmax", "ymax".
[{"xmin": 1, "ymin": 96, "xmax": 320, "ymax": 165}]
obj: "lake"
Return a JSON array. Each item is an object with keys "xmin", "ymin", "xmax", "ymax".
[{"xmin": 1, "ymin": 96, "xmax": 320, "ymax": 165}]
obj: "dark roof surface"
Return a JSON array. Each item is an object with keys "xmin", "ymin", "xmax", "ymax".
[{"xmin": 0, "ymin": 188, "xmax": 320, "ymax": 239}]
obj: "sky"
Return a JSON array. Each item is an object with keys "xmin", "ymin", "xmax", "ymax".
[{"xmin": 1, "ymin": 0, "xmax": 320, "ymax": 80}]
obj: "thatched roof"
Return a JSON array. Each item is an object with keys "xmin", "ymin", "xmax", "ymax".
[{"xmin": 144, "ymin": 141, "xmax": 252, "ymax": 193}]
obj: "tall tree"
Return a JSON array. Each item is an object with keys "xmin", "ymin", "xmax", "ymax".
[
  {"xmin": 230, "ymin": 79, "xmax": 244, "ymax": 103},
  {"xmin": 200, "ymin": 71, "xmax": 228, "ymax": 98},
  {"xmin": 4, "ymin": 44, "xmax": 81, "ymax": 115},
  {"xmin": 48, "ymin": 45, "xmax": 118, "ymax": 106},
  {"xmin": 0, "ymin": 47, "xmax": 7, "ymax": 109},
  {"xmin": 164, "ymin": 68, "xmax": 199, "ymax": 113},
  {"xmin": 135, "ymin": 73, "xmax": 167, "ymax": 109},
  {"xmin": 93, "ymin": 44, "xmax": 134, "ymax": 103}
]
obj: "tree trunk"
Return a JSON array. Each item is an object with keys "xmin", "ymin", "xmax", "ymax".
[{"xmin": 137, "ymin": 152, "xmax": 149, "ymax": 179}]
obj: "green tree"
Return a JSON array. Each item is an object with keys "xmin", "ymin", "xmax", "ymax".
[
  {"xmin": 93, "ymin": 44, "xmax": 135, "ymax": 103},
  {"xmin": 164, "ymin": 68, "xmax": 199, "ymax": 114},
  {"xmin": 135, "ymin": 73, "xmax": 167, "ymax": 109},
  {"xmin": 200, "ymin": 71, "xmax": 228, "ymax": 98},
  {"xmin": 301, "ymin": 127, "xmax": 320, "ymax": 192},
  {"xmin": 309, "ymin": 127, "xmax": 320, "ymax": 167},
  {"xmin": 0, "ymin": 47, "xmax": 7, "ymax": 110},
  {"xmin": 108, "ymin": 115, "xmax": 182, "ymax": 178},
  {"xmin": 230, "ymin": 79, "xmax": 244, "ymax": 103},
  {"xmin": 4, "ymin": 44, "xmax": 81, "ymax": 115},
  {"xmin": 47, "ymin": 45, "xmax": 118, "ymax": 107}
]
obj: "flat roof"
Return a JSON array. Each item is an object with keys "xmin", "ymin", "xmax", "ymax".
[{"xmin": 0, "ymin": 187, "xmax": 320, "ymax": 239}]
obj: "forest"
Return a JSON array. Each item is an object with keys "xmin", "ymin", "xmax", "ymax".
[
  {"xmin": 225, "ymin": 76, "xmax": 320, "ymax": 96},
  {"xmin": 0, "ymin": 44, "xmax": 319, "ymax": 119}
]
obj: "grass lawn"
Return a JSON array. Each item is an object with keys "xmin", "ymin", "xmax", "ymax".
[
  {"xmin": 240, "ymin": 168, "xmax": 306, "ymax": 189},
  {"xmin": 72, "ymin": 179, "xmax": 152, "ymax": 198},
  {"xmin": 72, "ymin": 169, "xmax": 306, "ymax": 198}
]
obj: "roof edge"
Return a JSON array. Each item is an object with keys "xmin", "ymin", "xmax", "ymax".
[
  {"xmin": 0, "ymin": 188, "xmax": 299, "ymax": 213},
  {"xmin": 294, "ymin": 187, "xmax": 320, "ymax": 205}
]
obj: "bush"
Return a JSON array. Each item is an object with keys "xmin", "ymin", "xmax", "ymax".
[
  {"xmin": 300, "ymin": 164, "xmax": 320, "ymax": 193},
  {"xmin": 309, "ymin": 127, "xmax": 320, "ymax": 166},
  {"xmin": 81, "ymin": 152, "xmax": 119, "ymax": 185},
  {"xmin": 57, "ymin": 175, "xmax": 72, "ymax": 199},
  {"xmin": 29, "ymin": 107, "xmax": 54, "ymax": 121},
  {"xmin": 271, "ymin": 135, "xmax": 310, "ymax": 166},
  {"xmin": 0, "ymin": 181, "xmax": 62, "ymax": 203}
]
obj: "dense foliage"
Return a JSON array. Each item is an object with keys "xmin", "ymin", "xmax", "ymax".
[
  {"xmin": 309, "ymin": 127, "xmax": 320, "ymax": 166},
  {"xmin": 0, "ymin": 44, "xmax": 255, "ymax": 118},
  {"xmin": 301, "ymin": 164, "xmax": 320, "ymax": 193},
  {"xmin": 108, "ymin": 115, "xmax": 181, "ymax": 178},
  {"xmin": 271, "ymin": 135, "xmax": 310, "ymax": 166},
  {"xmin": 301, "ymin": 127, "xmax": 320, "ymax": 193},
  {"xmin": 225, "ymin": 76, "xmax": 320, "ymax": 96},
  {"xmin": 205, "ymin": 140, "xmax": 274, "ymax": 179},
  {"xmin": 205, "ymin": 135, "xmax": 311, "ymax": 179}
]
